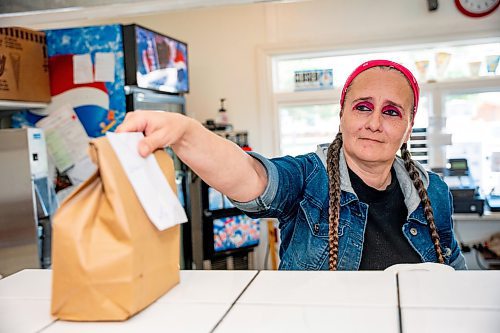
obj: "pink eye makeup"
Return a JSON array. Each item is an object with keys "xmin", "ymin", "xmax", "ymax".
[
  {"xmin": 382, "ymin": 105, "xmax": 402, "ymax": 118},
  {"xmin": 351, "ymin": 98, "xmax": 404, "ymax": 118},
  {"xmin": 353, "ymin": 101, "xmax": 374, "ymax": 111}
]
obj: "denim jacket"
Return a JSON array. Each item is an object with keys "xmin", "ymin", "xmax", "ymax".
[{"xmin": 231, "ymin": 144, "xmax": 466, "ymax": 270}]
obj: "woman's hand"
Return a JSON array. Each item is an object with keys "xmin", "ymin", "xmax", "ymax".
[{"xmin": 116, "ymin": 111, "xmax": 193, "ymax": 157}]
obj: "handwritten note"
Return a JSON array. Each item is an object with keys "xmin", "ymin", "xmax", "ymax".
[{"xmin": 36, "ymin": 104, "xmax": 90, "ymax": 172}]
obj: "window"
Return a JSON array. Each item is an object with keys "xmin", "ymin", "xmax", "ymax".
[
  {"xmin": 444, "ymin": 91, "xmax": 500, "ymax": 194},
  {"xmin": 271, "ymin": 39, "xmax": 500, "ymax": 194},
  {"xmin": 278, "ymin": 103, "xmax": 340, "ymax": 156}
]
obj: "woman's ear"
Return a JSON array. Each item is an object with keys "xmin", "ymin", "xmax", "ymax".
[{"xmin": 403, "ymin": 126, "xmax": 412, "ymax": 143}]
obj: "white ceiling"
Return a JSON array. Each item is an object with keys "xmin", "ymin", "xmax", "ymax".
[{"xmin": 0, "ymin": 0, "xmax": 293, "ymax": 27}]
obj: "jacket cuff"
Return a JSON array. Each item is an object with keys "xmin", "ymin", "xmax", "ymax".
[{"xmin": 228, "ymin": 151, "xmax": 278, "ymax": 213}]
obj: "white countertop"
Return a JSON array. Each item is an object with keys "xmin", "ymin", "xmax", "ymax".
[
  {"xmin": 398, "ymin": 271, "xmax": 500, "ymax": 309},
  {"xmin": 215, "ymin": 304, "xmax": 400, "ymax": 333},
  {"xmin": 159, "ymin": 270, "xmax": 257, "ymax": 304},
  {"xmin": 398, "ymin": 270, "xmax": 500, "ymax": 333},
  {"xmin": 0, "ymin": 269, "xmax": 52, "ymax": 299},
  {"xmin": 0, "ymin": 269, "xmax": 257, "ymax": 333},
  {"xmin": 216, "ymin": 271, "xmax": 399, "ymax": 333},
  {"xmin": 43, "ymin": 303, "xmax": 230, "ymax": 333},
  {"xmin": 236, "ymin": 270, "xmax": 397, "ymax": 307},
  {"xmin": 0, "ymin": 269, "xmax": 54, "ymax": 333},
  {"xmin": 1, "ymin": 269, "xmax": 499, "ymax": 333},
  {"xmin": 0, "ymin": 298, "xmax": 53, "ymax": 333}
]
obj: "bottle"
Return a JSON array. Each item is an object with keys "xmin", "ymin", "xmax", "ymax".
[{"xmin": 216, "ymin": 98, "xmax": 228, "ymax": 126}]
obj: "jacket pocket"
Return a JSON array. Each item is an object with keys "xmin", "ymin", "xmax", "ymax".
[
  {"xmin": 285, "ymin": 198, "xmax": 329, "ymax": 270},
  {"xmin": 300, "ymin": 196, "xmax": 329, "ymax": 238}
]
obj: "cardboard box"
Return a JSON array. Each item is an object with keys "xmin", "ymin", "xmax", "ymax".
[{"xmin": 0, "ymin": 27, "xmax": 51, "ymax": 103}]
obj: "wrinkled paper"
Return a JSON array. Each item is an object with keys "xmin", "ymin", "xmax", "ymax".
[{"xmin": 106, "ymin": 132, "xmax": 187, "ymax": 230}]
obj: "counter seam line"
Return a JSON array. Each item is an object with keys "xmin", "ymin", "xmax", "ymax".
[
  {"xmin": 397, "ymin": 272, "xmax": 403, "ymax": 333},
  {"xmin": 210, "ymin": 270, "xmax": 261, "ymax": 332},
  {"xmin": 36, "ymin": 318, "xmax": 59, "ymax": 332}
]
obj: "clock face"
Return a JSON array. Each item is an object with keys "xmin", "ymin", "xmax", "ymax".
[{"xmin": 455, "ymin": 0, "xmax": 500, "ymax": 17}]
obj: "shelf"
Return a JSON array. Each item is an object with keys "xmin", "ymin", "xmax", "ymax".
[
  {"xmin": 419, "ymin": 75, "xmax": 500, "ymax": 92},
  {"xmin": 0, "ymin": 100, "xmax": 48, "ymax": 111},
  {"xmin": 453, "ymin": 211, "xmax": 500, "ymax": 222}
]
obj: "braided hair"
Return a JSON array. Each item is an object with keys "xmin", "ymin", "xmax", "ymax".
[
  {"xmin": 326, "ymin": 67, "xmax": 444, "ymax": 270},
  {"xmin": 400, "ymin": 143, "xmax": 445, "ymax": 264},
  {"xmin": 326, "ymin": 132, "xmax": 343, "ymax": 270}
]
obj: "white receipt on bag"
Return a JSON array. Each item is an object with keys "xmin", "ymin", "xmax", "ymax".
[{"xmin": 106, "ymin": 132, "xmax": 187, "ymax": 230}]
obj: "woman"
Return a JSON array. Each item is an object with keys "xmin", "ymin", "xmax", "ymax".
[{"xmin": 117, "ymin": 60, "xmax": 466, "ymax": 270}]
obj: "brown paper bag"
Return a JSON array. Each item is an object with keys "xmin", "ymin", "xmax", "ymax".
[{"xmin": 51, "ymin": 137, "xmax": 180, "ymax": 321}]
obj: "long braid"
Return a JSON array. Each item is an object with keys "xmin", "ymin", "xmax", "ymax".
[
  {"xmin": 326, "ymin": 132, "xmax": 343, "ymax": 270},
  {"xmin": 400, "ymin": 143, "xmax": 445, "ymax": 263}
]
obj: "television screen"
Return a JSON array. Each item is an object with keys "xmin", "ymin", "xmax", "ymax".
[
  {"xmin": 213, "ymin": 215, "xmax": 260, "ymax": 252},
  {"xmin": 134, "ymin": 25, "xmax": 189, "ymax": 94}
]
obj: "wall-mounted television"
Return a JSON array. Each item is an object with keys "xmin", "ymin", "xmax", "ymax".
[{"xmin": 123, "ymin": 24, "xmax": 189, "ymax": 94}]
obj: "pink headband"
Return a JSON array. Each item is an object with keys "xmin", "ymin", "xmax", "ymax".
[{"xmin": 340, "ymin": 60, "xmax": 420, "ymax": 118}]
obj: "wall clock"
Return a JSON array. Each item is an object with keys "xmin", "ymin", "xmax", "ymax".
[{"xmin": 455, "ymin": 0, "xmax": 500, "ymax": 17}]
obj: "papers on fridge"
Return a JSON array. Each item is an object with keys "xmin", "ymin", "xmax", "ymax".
[{"xmin": 36, "ymin": 104, "xmax": 90, "ymax": 173}]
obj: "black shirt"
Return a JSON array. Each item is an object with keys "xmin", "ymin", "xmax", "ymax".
[{"xmin": 348, "ymin": 166, "xmax": 422, "ymax": 270}]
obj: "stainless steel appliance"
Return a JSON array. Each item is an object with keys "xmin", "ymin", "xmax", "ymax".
[{"xmin": 0, "ymin": 128, "xmax": 57, "ymax": 277}]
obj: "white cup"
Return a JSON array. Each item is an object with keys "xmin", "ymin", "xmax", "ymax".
[{"xmin": 468, "ymin": 61, "xmax": 481, "ymax": 77}]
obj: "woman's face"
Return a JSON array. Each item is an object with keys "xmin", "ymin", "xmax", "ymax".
[{"xmin": 340, "ymin": 67, "xmax": 413, "ymax": 166}]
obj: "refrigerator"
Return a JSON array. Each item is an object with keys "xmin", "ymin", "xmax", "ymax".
[{"xmin": 12, "ymin": 24, "xmax": 193, "ymax": 268}]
